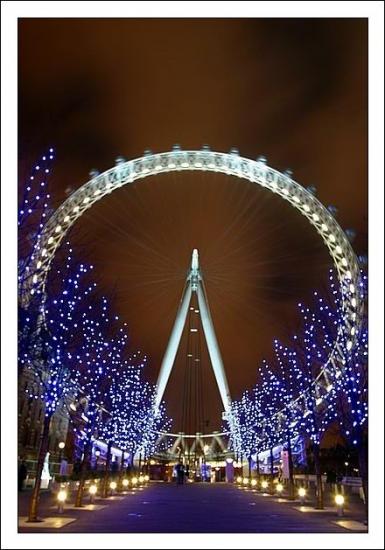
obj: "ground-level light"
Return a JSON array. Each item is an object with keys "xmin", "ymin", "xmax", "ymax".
[
  {"xmin": 236, "ymin": 476, "xmax": 242, "ymax": 484},
  {"xmin": 144, "ymin": 475, "xmax": 150, "ymax": 482},
  {"xmin": 335, "ymin": 494, "xmax": 345, "ymax": 516},
  {"xmin": 139, "ymin": 475, "xmax": 144, "ymax": 483},
  {"xmin": 57, "ymin": 489, "xmax": 67, "ymax": 513},
  {"xmin": 298, "ymin": 487, "xmax": 306, "ymax": 504},
  {"xmin": 132, "ymin": 477, "xmax": 138, "ymax": 485},
  {"xmin": 261, "ymin": 480, "xmax": 268, "ymax": 490},
  {"xmin": 251, "ymin": 479, "xmax": 257, "ymax": 487},
  {"xmin": 89, "ymin": 484, "xmax": 97, "ymax": 503},
  {"xmin": 276, "ymin": 483, "xmax": 284, "ymax": 494},
  {"xmin": 122, "ymin": 478, "xmax": 129, "ymax": 488},
  {"xmin": 110, "ymin": 481, "xmax": 117, "ymax": 494},
  {"xmin": 242, "ymin": 478, "xmax": 249, "ymax": 485}
]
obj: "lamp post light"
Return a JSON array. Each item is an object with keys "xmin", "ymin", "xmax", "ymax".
[
  {"xmin": 57, "ymin": 489, "xmax": 67, "ymax": 513},
  {"xmin": 89, "ymin": 484, "xmax": 97, "ymax": 504},
  {"xmin": 58, "ymin": 441, "xmax": 65, "ymax": 462},
  {"xmin": 335, "ymin": 494, "xmax": 345, "ymax": 516},
  {"xmin": 298, "ymin": 487, "xmax": 306, "ymax": 505}
]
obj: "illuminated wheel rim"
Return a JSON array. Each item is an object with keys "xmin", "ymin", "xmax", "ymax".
[{"xmin": 24, "ymin": 148, "xmax": 362, "ymax": 424}]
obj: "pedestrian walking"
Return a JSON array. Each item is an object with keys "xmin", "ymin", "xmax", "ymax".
[{"xmin": 176, "ymin": 462, "xmax": 185, "ymax": 485}]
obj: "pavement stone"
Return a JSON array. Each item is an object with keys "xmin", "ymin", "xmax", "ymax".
[{"xmin": 18, "ymin": 482, "xmax": 367, "ymax": 533}]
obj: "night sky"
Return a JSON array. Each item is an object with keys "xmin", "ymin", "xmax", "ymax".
[{"xmin": 18, "ymin": 18, "xmax": 367, "ymax": 433}]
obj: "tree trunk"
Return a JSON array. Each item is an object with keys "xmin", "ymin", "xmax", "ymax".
[
  {"xmin": 28, "ymin": 415, "xmax": 51, "ymax": 522},
  {"xmin": 102, "ymin": 442, "xmax": 112, "ymax": 498},
  {"xmin": 256, "ymin": 454, "xmax": 260, "ymax": 481},
  {"xmin": 287, "ymin": 434, "xmax": 295, "ymax": 500},
  {"xmin": 313, "ymin": 443, "xmax": 324, "ymax": 509},
  {"xmin": 75, "ymin": 440, "xmax": 92, "ymax": 507},
  {"xmin": 248, "ymin": 455, "xmax": 252, "ymax": 478},
  {"xmin": 117, "ymin": 450, "xmax": 124, "ymax": 492},
  {"xmin": 357, "ymin": 438, "xmax": 368, "ymax": 519},
  {"xmin": 139, "ymin": 452, "xmax": 142, "ymax": 473},
  {"xmin": 269, "ymin": 447, "xmax": 274, "ymax": 494}
]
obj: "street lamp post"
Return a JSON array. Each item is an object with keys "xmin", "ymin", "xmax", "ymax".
[
  {"xmin": 58, "ymin": 441, "xmax": 65, "ymax": 463},
  {"xmin": 95, "ymin": 449, "xmax": 101, "ymax": 471}
]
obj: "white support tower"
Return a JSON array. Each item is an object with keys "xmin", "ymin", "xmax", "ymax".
[{"xmin": 155, "ymin": 249, "xmax": 231, "ymax": 414}]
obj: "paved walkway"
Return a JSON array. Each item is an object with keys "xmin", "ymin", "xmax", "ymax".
[{"xmin": 18, "ymin": 482, "xmax": 367, "ymax": 533}]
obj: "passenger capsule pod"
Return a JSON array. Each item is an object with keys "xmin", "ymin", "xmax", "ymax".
[
  {"xmin": 345, "ymin": 228, "xmax": 356, "ymax": 242},
  {"xmin": 306, "ymin": 185, "xmax": 317, "ymax": 195},
  {"xmin": 327, "ymin": 205, "xmax": 338, "ymax": 217}
]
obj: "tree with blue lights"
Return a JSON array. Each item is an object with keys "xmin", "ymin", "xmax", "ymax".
[
  {"xmin": 69, "ymin": 295, "xmax": 131, "ymax": 506},
  {"xmin": 99, "ymin": 357, "xmax": 170, "ymax": 461},
  {"xmin": 229, "ymin": 390, "xmax": 259, "ymax": 474},
  {"xmin": 272, "ymin": 341, "xmax": 303, "ymax": 499},
  {"xmin": 326, "ymin": 272, "xmax": 368, "ymax": 508},
  {"xmin": 227, "ymin": 268, "xmax": 368, "ymax": 510},
  {"xmin": 20, "ymin": 250, "xmax": 96, "ymax": 521},
  {"xmin": 18, "ymin": 148, "xmax": 55, "ymax": 291}
]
